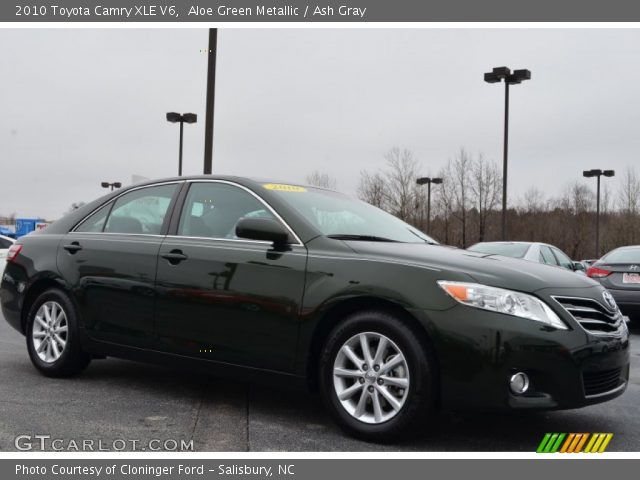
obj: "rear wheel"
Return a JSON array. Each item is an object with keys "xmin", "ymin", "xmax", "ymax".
[
  {"xmin": 319, "ymin": 310, "xmax": 435, "ymax": 442},
  {"xmin": 26, "ymin": 289, "xmax": 91, "ymax": 377}
]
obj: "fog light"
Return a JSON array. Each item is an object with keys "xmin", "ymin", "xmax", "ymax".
[{"xmin": 509, "ymin": 372, "xmax": 529, "ymax": 395}]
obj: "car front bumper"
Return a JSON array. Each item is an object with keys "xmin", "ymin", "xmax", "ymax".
[{"xmin": 411, "ymin": 294, "xmax": 630, "ymax": 411}]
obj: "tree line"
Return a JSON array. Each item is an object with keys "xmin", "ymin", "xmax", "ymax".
[{"xmin": 307, "ymin": 148, "xmax": 640, "ymax": 261}]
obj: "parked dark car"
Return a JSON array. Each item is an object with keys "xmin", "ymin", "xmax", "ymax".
[
  {"xmin": 1, "ymin": 176, "xmax": 630, "ymax": 441},
  {"xmin": 467, "ymin": 241, "xmax": 585, "ymax": 273},
  {"xmin": 587, "ymin": 246, "xmax": 640, "ymax": 320}
]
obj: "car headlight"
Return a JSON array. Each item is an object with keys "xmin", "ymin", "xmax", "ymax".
[{"xmin": 437, "ymin": 281, "xmax": 568, "ymax": 330}]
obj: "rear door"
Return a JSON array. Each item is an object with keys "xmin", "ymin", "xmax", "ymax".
[
  {"xmin": 57, "ymin": 182, "xmax": 181, "ymax": 348},
  {"xmin": 154, "ymin": 180, "xmax": 307, "ymax": 372}
]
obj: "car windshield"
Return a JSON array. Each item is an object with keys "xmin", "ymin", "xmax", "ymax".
[
  {"xmin": 468, "ymin": 242, "xmax": 530, "ymax": 258},
  {"xmin": 601, "ymin": 248, "xmax": 640, "ymax": 263},
  {"xmin": 266, "ymin": 185, "xmax": 437, "ymax": 244}
]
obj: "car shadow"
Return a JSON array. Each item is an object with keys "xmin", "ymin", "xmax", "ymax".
[{"xmin": 70, "ymin": 358, "xmax": 632, "ymax": 451}]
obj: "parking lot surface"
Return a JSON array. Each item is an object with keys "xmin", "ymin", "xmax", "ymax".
[{"xmin": 0, "ymin": 312, "xmax": 638, "ymax": 452}]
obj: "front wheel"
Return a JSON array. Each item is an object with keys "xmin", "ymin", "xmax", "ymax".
[
  {"xmin": 319, "ymin": 310, "xmax": 436, "ymax": 442},
  {"xmin": 26, "ymin": 289, "xmax": 91, "ymax": 377}
]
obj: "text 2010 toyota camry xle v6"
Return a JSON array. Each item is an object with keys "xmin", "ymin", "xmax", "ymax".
[{"xmin": 1, "ymin": 176, "xmax": 630, "ymax": 441}]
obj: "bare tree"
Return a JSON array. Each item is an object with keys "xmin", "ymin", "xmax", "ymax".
[
  {"xmin": 357, "ymin": 171, "xmax": 387, "ymax": 208},
  {"xmin": 305, "ymin": 170, "xmax": 337, "ymax": 190},
  {"xmin": 433, "ymin": 167, "xmax": 455, "ymax": 244},
  {"xmin": 615, "ymin": 166, "xmax": 640, "ymax": 244},
  {"xmin": 357, "ymin": 148, "xmax": 420, "ymax": 223},
  {"xmin": 443, "ymin": 148, "xmax": 472, "ymax": 247},
  {"xmin": 470, "ymin": 154, "xmax": 501, "ymax": 242},
  {"xmin": 618, "ymin": 166, "xmax": 640, "ymax": 215},
  {"xmin": 383, "ymin": 148, "xmax": 421, "ymax": 222},
  {"xmin": 520, "ymin": 187, "xmax": 546, "ymax": 213}
]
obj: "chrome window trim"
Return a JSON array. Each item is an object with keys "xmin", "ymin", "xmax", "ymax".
[
  {"xmin": 164, "ymin": 234, "xmax": 306, "ymax": 249},
  {"xmin": 71, "ymin": 180, "xmax": 185, "ymax": 233},
  {"xmin": 181, "ymin": 179, "xmax": 304, "ymax": 247}
]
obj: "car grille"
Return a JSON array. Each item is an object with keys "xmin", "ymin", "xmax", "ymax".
[
  {"xmin": 552, "ymin": 296, "xmax": 621, "ymax": 334},
  {"xmin": 583, "ymin": 368, "xmax": 623, "ymax": 396}
]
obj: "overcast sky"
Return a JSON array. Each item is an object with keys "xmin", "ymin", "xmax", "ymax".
[{"xmin": 1, "ymin": 28, "xmax": 640, "ymax": 219}]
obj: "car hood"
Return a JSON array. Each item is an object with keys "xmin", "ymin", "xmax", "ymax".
[{"xmin": 343, "ymin": 241, "xmax": 600, "ymax": 293}]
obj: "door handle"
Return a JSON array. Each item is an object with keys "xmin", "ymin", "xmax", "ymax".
[
  {"xmin": 63, "ymin": 242, "xmax": 82, "ymax": 254},
  {"xmin": 161, "ymin": 250, "xmax": 188, "ymax": 265}
]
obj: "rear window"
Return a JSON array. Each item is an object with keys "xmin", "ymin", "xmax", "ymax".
[
  {"xmin": 600, "ymin": 248, "xmax": 640, "ymax": 264},
  {"xmin": 468, "ymin": 243, "xmax": 530, "ymax": 258}
]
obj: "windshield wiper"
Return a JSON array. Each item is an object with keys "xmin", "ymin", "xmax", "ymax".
[
  {"xmin": 327, "ymin": 234, "xmax": 400, "ymax": 242},
  {"xmin": 407, "ymin": 228, "xmax": 438, "ymax": 245}
]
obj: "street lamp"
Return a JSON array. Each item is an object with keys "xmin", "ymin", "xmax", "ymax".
[
  {"xmin": 416, "ymin": 177, "xmax": 443, "ymax": 234},
  {"xmin": 583, "ymin": 169, "xmax": 615, "ymax": 258},
  {"xmin": 166, "ymin": 112, "xmax": 197, "ymax": 176},
  {"xmin": 484, "ymin": 66, "xmax": 532, "ymax": 240},
  {"xmin": 101, "ymin": 181, "xmax": 122, "ymax": 192}
]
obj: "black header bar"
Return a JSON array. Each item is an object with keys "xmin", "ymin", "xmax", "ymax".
[{"xmin": 4, "ymin": 0, "xmax": 640, "ymax": 22}]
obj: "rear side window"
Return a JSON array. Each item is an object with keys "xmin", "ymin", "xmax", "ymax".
[
  {"xmin": 103, "ymin": 184, "xmax": 177, "ymax": 235},
  {"xmin": 601, "ymin": 248, "xmax": 640, "ymax": 264},
  {"xmin": 0, "ymin": 238, "xmax": 12, "ymax": 248},
  {"xmin": 75, "ymin": 203, "xmax": 112, "ymax": 233},
  {"xmin": 540, "ymin": 246, "xmax": 559, "ymax": 266}
]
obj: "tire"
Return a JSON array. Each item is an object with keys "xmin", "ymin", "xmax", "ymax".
[
  {"xmin": 319, "ymin": 310, "xmax": 436, "ymax": 442},
  {"xmin": 25, "ymin": 288, "xmax": 91, "ymax": 377}
]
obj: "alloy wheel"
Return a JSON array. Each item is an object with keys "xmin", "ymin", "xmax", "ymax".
[
  {"xmin": 333, "ymin": 332, "xmax": 410, "ymax": 424},
  {"xmin": 32, "ymin": 301, "xmax": 68, "ymax": 363}
]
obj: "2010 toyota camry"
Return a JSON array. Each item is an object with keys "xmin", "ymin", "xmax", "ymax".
[{"xmin": 0, "ymin": 176, "xmax": 630, "ymax": 441}]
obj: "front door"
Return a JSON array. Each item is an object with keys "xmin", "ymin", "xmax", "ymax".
[{"xmin": 154, "ymin": 181, "xmax": 307, "ymax": 372}]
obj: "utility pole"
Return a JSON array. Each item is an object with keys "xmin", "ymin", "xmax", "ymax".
[{"xmin": 203, "ymin": 28, "xmax": 218, "ymax": 175}]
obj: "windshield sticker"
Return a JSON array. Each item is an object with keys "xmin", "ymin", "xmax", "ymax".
[{"xmin": 263, "ymin": 183, "xmax": 307, "ymax": 192}]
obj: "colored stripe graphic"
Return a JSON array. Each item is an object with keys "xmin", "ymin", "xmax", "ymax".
[{"xmin": 537, "ymin": 433, "xmax": 613, "ymax": 453}]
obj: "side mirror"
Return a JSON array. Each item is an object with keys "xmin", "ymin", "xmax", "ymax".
[
  {"xmin": 572, "ymin": 261, "xmax": 585, "ymax": 272},
  {"xmin": 236, "ymin": 217, "xmax": 290, "ymax": 246}
]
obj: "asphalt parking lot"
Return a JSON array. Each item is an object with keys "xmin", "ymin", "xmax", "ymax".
[{"xmin": 0, "ymin": 312, "xmax": 638, "ymax": 452}]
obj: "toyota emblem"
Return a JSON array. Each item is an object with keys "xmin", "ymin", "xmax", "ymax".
[{"xmin": 603, "ymin": 291, "xmax": 617, "ymax": 311}]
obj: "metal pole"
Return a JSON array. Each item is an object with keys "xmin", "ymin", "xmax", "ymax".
[
  {"xmin": 426, "ymin": 181, "xmax": 432, "ymax": 234},
  {"xmin": 596, "ymin": 174, "xmax": 601, "ymax": 258},
  {"xmin": 178, "ymin": 120, "xmax": 184, "ymax": 176},
  {"xmin": 501, "ymin": 82, "xmax": 510, "ymax": 240},
  {"xmin": 203, "ymin": 28, "xmax": 218, "ymax": 175}
]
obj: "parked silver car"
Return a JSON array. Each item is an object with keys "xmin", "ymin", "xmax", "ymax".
[{"xmin": 467, "ymin": 241, "xmax": 585, "ymax": 274}]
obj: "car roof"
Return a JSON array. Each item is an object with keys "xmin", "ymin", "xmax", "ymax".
[
  {"xmin": 128, "ymin": 175, "xmax": 339, "ymax": 193},
  {"xmin": 471, "ymin": 241, "xmax": 548, "ymax": 247}
]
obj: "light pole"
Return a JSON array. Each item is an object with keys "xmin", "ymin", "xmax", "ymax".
[
  {"xmin": 583, "ymin": 169, "xmax": 615, "ymax": 258},
  {"xmin": 416, "ymin": 177, "xmax": 443, "ymax": 234},
  {"xmin": 204, "ymin": 28, "xmax": 217, "ymax": 175},
  {"xmin": 101, "ymin": 182, "xmax": 122, "ymax": 192},
  {"xmin": 166, "ymin": 112, "xmax": 197, "ymax": 176},
  {"xmin": 484, "ymin": 66, "xmax": 531, "ymax": 240}
]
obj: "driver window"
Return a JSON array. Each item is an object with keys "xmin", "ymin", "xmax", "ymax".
[{"xmin": 178, "ymin": 182, "xmax": 277, "ymax": 239}]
